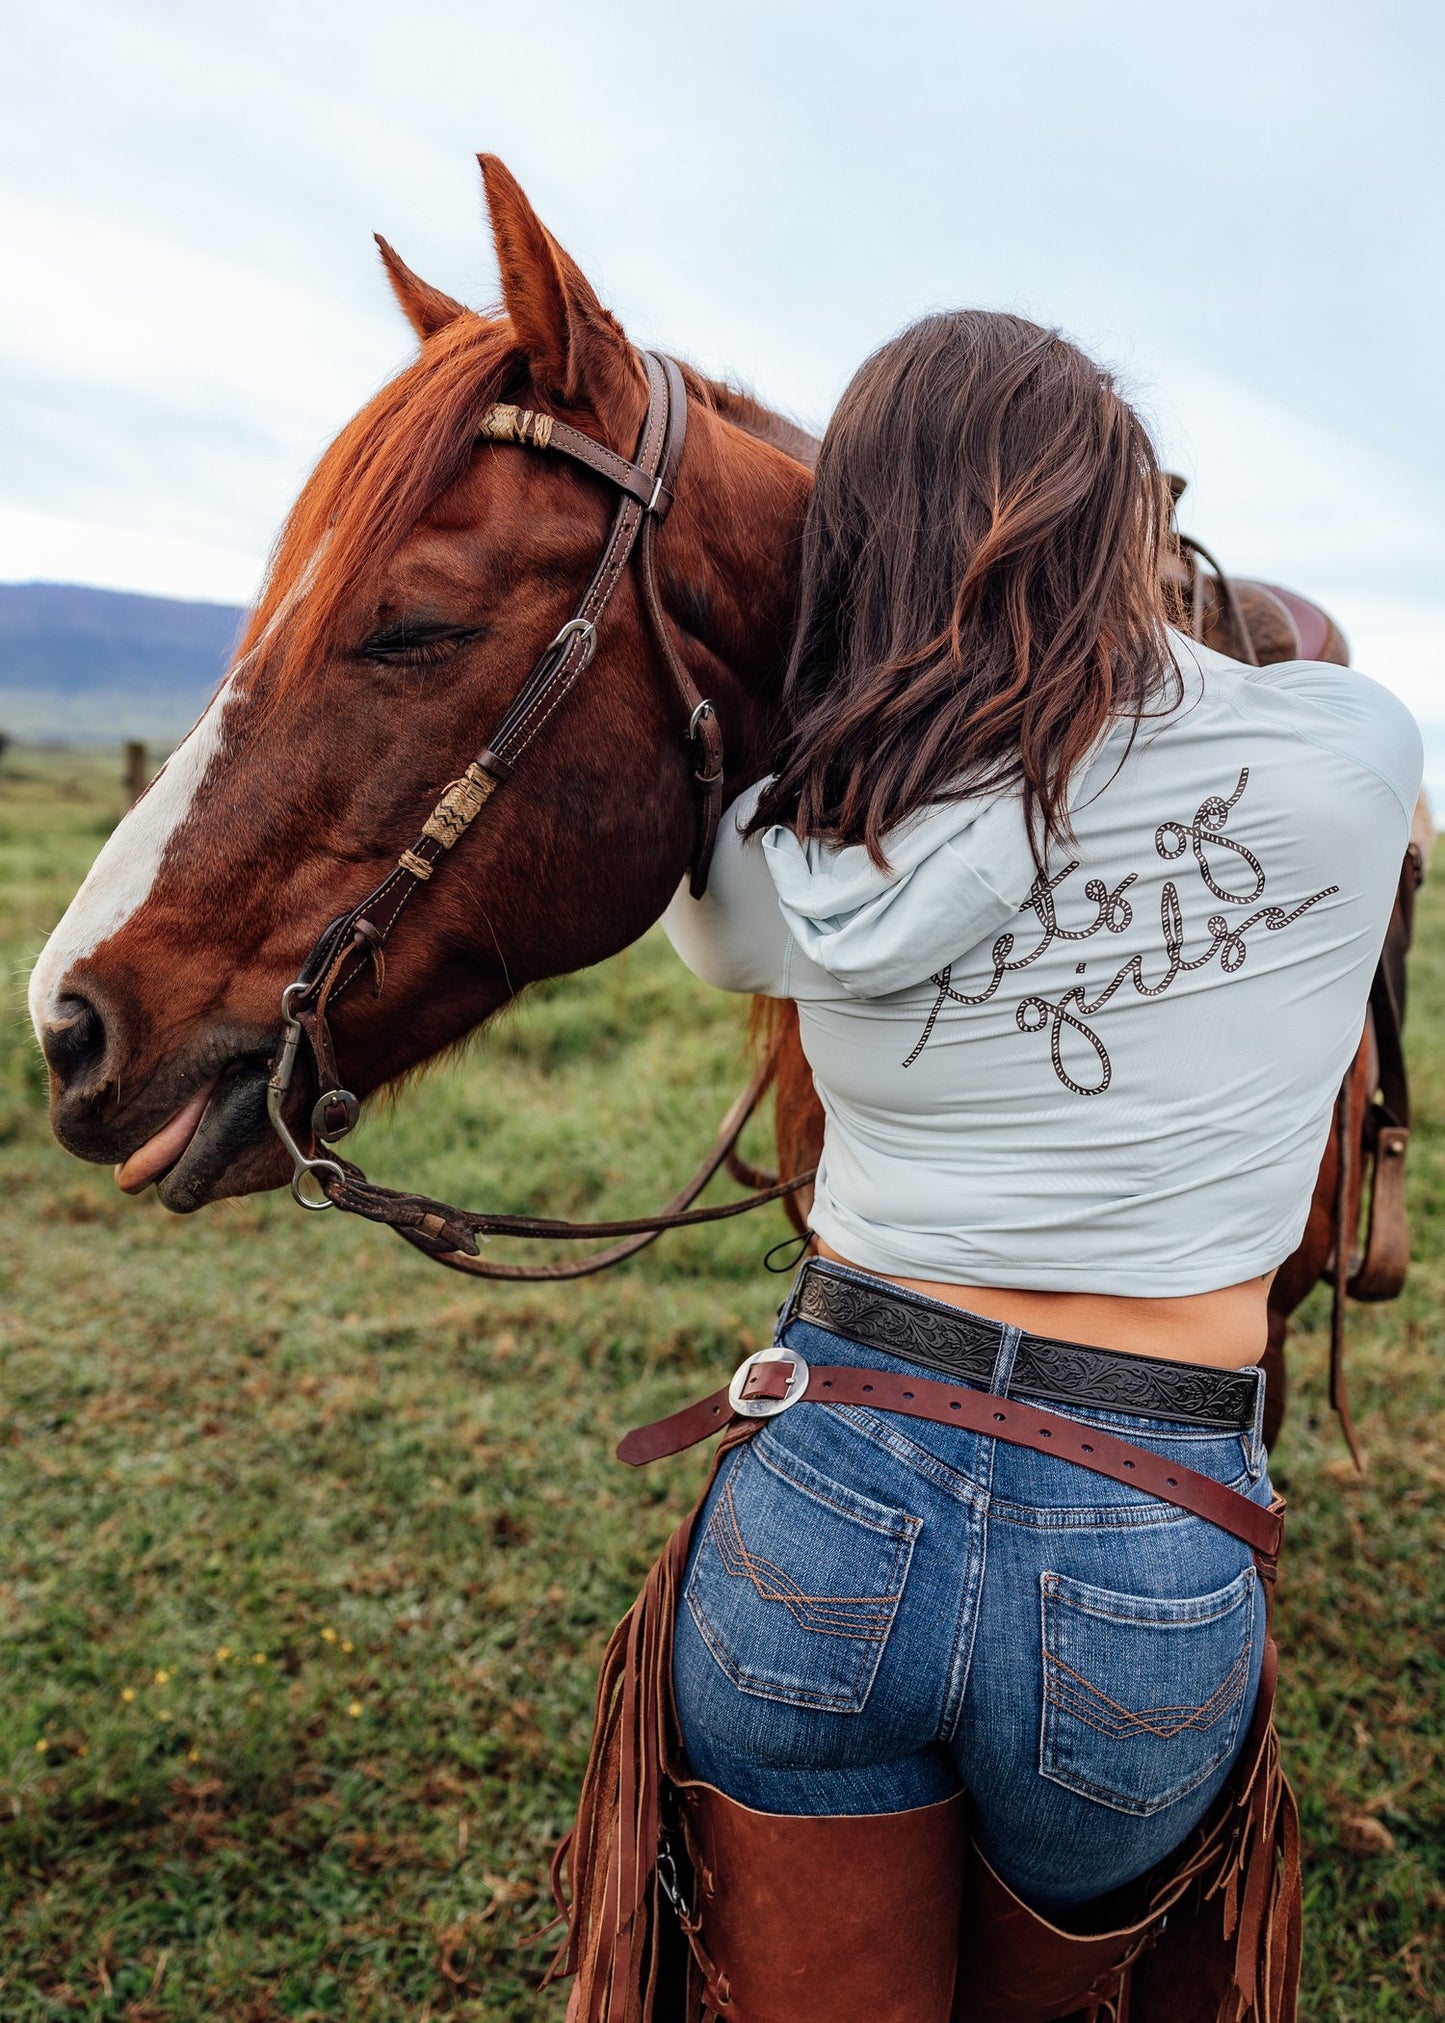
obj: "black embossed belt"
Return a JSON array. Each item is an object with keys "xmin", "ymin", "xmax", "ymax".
[{"xmin": 788, "ymin": 1261, "xmax": 1259, "ymax": 1432}]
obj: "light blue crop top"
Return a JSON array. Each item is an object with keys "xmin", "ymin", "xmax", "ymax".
[{"xmin": 662, "ymin": 636, "xmax": 1423, "ymax": 1296}]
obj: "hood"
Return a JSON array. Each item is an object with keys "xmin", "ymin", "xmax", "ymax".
[
  {"xmin": 760, "ymin": 787, "xmax": 1039, "ymax": 998},
  {"xmin": 755, "ymin": 645, "xmax": 1209, "ymax": 1000}
]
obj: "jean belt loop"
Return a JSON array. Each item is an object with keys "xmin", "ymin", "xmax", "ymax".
[
  {"xmin": 1248, "ymin": 1360, "xmax": 1269, "ymax": 1474},
  {"xmin": 989, "ymin": 1322, "xmax": 1024, "ymax": 1397},
  {"xmin": 777, "ymin": 1256, "xmax": 811, "ymax": 1337}
]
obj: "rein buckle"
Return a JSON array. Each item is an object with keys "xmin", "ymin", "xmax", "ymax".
[{"xmin": 312, "ymin": 1088, "xmax": 360, "ymax": 1142}]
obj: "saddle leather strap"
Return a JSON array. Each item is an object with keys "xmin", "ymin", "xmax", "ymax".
[
  {"xmin": 1348, "ymin": 929, "xmax": 1413, "ymax": 1302},
  {"xmin": 1174, "ymin": 530, "xmax": 1260, "ymax": 666},
  {"xmin": 617, "ymin": 1357, "xmax": 1285, "ymax": 1563},
  {"xmin": 1328, "ymin": 845, "xmax": 1420, "ymax": 1458}
]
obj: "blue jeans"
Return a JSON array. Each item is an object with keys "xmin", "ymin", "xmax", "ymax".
[{"xmin": 673, "ymin": 1279, "xmax": 1272, "ymax": 1909}]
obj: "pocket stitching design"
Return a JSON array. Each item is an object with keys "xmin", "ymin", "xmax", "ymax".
[
  {"xmin": 706, "ymin": 1480, "xmax": 903, "ymax": 1641},
  {"xmin": 684, "ymin": 1446, "xmax": 920, "ymax": 1715},
  {"xmin": 1038, "ymin": 1569, "xmax": 1255, "ymax": 1817},
  {"xmin": 1046, "ymin": 1647, "xmax": 1252, "ymax": 1740}
]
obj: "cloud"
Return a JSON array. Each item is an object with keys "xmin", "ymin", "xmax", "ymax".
[{"xmin": 1, "ymin": 0, "xmax": 1440, "ymax": 779}]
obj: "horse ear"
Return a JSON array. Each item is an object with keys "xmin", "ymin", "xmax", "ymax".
[
  {"xmin": 375, "ymin": 235, "xmax": 466, "ymax": 340},
  {"xmin": 478, "ymin": 154, "xmax": 634, "ymax": 412}
]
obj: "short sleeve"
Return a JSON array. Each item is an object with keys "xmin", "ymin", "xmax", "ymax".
[{"xmin": 660, "ymin": 782, "xmax": 794, "ymax": 996}]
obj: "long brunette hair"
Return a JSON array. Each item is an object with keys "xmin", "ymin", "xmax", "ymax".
[{"xmin": 748, "ymin": 311, "xmax": 1179, "ymax": 864}]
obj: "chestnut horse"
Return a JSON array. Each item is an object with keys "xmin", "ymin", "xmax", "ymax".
[
  {"xmin": 29, "ymin": 157, "xmax": 1416, "ymax": 1463},
  {"xmin": 28, "ymin": 158, "xmax": 810, "ymax": 1216}
]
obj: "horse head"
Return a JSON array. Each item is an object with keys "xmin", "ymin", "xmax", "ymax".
[{"xmin": 28, "ymin": 157, "xmax": 812, "ymax": 1212}]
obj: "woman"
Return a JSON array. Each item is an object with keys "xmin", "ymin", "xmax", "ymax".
[{"xmin": 654, "ymin": 313, "xmax": 1420, "ymax": 2015}]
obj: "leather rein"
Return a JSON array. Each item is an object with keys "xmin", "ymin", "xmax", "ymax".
[{"xmin": 266, "ymin": 348, "xmax": 814, "ymax": 1282}]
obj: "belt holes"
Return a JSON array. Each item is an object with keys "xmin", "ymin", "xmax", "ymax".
[
  {"xmin": 822, "ymin": 1380, "xmax": 834, "ymax": 1390},
  {"xmin": 1166, "ymin": 1476, "xmax": 1178, "ymax": 1486},
  {"xmin": 1039, "ymin": 1428, "xmax": 1052, "ymax": 1438},
  {"xmin": 862, "ymin": 1383, "xmax": 874, "ymax": 1393},
  {"xmin": 1123, "ymin": 1460, "xmax": 1136, "ymax": 1470},
  {"xmin": 903, "ymin": 1390, "xmax": 914, "ymax": 1399},
  {"xmin": 992, "ymin": 1410, "xmax": 1005, "ymax": 1422},
  {"xmin": 951, "ymin": 1402, "xmax": 962, "ymax": 1412},
  {"xmin": 1081, "ymin": 1442, "xmax": 1094, "ymax": 1453}
]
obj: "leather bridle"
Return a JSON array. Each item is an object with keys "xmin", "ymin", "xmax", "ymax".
[{"xmin": 266, "ymin": 348, "xmax": 813, "ymax": 1278}]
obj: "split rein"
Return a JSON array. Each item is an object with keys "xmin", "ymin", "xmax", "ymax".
[{"xmin": 265, "ymin": 349, "xmax": 813, "ymax": 1283}]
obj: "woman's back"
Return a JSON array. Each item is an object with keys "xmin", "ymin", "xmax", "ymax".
[
  {"xmin": 667, "ymin": 635, "xmax": 1421, "ymax": 1300},
  {"xmin": 654, "ymin": 308, "xmax": 1410, "ymax": 2010}
]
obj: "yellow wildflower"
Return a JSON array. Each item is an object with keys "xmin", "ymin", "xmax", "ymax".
[
  {"xmin": 153, "ymin": 1669, "xmax": 170, "ymax": 1686},
  {"xmin": 347, "ymin": 1701, "xmax": 362, "ymax": 1718},
  {"xmin": 121, "ymin": 1688, "xmax": 136, "ymax": 1703},
  {"xmin": 341, "ymin": 1640, "xmax": 354, "ymax": 1654},
  {"xmin": 321, "ymin": 1628, "xmax": 337, "ymax": 1644},
  {"xmin": 35, "ymin": 1738, "xmax": 48, "ymax": 1753},
  {"xmin": 215, "ymin": 1646, "xmax": 232, "ymax": 1662}
]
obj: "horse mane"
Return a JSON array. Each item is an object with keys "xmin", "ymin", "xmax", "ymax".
[
  {"xmin": 237, "ymin": 315, "xmax": 816, "ymax": 696},
  {"xmin": 680, "ymin": 365, "xmax": 820, "ymax": 471},
  {"xmin": 236, "ymin": 312, "xmax": 524, "ymax": 691}
]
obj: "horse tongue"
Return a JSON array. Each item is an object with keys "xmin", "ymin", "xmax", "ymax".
[{"xmin": 114, "ymin": 1081, "xmax": 218, "ymax": 1194}]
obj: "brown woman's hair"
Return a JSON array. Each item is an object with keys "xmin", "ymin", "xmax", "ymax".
[{"xmin": 747, "ymin": 311, "xmax": 1179, "ymax": 865}]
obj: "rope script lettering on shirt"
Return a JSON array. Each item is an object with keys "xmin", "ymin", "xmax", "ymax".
[{"xmin": 903, "ymin": 768, "xmax": 1339, "ymax": 1094}]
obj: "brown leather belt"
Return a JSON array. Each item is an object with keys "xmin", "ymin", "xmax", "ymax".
[
  {"xmin": 619, "ymin": 1346, "xmax": 1282, "ymax": 1561},
  {"xmin": 789, "ymin": 1261, "xmax": 1260, "ymax": 1431}
]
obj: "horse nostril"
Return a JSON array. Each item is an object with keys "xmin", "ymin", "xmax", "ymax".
[{"xmin": 42, "ymin": 993, "xmax": 107, "ymax": 1086}]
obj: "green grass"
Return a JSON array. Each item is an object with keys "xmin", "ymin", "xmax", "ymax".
[{"xmin": 1, "ymin": 746, "xmax": 1441, "ymax": 2020}]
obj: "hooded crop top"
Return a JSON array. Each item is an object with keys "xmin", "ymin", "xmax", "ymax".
[{"xmin": 662, "ymin": 635, "xmax": 1423, "ymax": 1296}]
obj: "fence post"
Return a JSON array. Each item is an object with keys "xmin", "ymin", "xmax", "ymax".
[{"xmin": 125, "ymin": 741, "xmax": 148, "ymax": 806}]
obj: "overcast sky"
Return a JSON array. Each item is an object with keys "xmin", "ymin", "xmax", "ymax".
[{"xmin": 4, "ymin": 0, "xmax": 1441, "ymax": 774}]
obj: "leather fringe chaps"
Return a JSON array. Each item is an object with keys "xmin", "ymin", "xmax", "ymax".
[{"xmin": 550, "ymin": 1432, "xmax": 1301, "ymax": 2023}]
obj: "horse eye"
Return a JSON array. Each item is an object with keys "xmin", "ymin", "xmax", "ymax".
[{"xmin": 358, "ymin": 623, "xmax": 486, "ymax": 666}]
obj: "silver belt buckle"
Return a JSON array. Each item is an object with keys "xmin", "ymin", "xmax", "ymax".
[{"xmin": 728, "ymin": 1346, "xmax": 810, "ymax": 1419}]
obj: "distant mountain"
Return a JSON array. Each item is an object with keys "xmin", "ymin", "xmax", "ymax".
[{"xmin": 0, "ymin": 582, "xmax": 247, "ymax": 745}]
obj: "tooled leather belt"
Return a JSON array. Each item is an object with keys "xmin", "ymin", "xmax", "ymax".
[
  {"xmin": 787, "ymin": 1261, "xmax": 1259, "ymax": 1433},
  {"xmin": 616, "ymin": 1273, "xmax": 1279, "ymax": 1557}
]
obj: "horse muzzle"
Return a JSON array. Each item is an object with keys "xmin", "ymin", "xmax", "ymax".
[{"xmin": 40, "ymin": 978, "xmax": 285, "ymax": 1207}]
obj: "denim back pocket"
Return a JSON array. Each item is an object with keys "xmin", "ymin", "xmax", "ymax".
[
  {"xmin": 1039, "ymin": 1566, "xmax": 1256, "ymax": 1816},
  {"xmin": 684, "ymin": 1438, "xmax": 921, "ymax": 1714}
]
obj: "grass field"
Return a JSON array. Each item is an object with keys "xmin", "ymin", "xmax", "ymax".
[{"xmin": 1, "ymin": 745, "xmax": 1441, "ymax": 2021}]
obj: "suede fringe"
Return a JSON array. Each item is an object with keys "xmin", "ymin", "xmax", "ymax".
[
  {"xmin": 1151, "ymin": 1641, "xmax": 1303, "ymax": 2022},
  {"xmin": 549, "ymin": 1431, "xmax": 751, "ymax": 2023}
]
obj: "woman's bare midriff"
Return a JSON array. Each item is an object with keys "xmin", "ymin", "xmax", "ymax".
[{"xmin": 814, "ymin": 1239, "xmax": 1271, "ymax": 1369}]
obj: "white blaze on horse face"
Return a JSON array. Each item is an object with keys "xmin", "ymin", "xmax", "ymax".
[{"xmin": 27, "ymin": 675, "xmax": 236, "ymax": 1038}]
